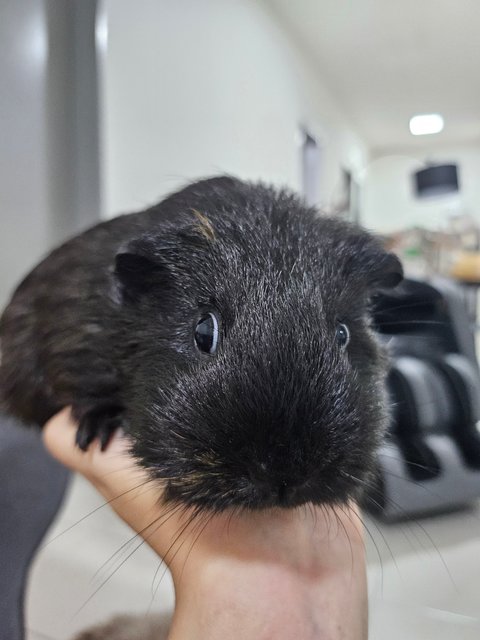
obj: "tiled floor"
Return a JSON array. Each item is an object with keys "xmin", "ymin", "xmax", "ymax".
[{"xmin": 26, "ymin": 475, "xmax": 480, "ymax": 639}]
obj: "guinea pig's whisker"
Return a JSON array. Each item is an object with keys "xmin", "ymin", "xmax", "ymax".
[
  {"xmin": 333, "ymin": 507, "xmax": 355, "ymax": 577},
  {"xmin": 149, "ymin": 508, "xmax": 201, "ymax": 604},
  {"xmin": 389, "ymin": 396, "xmax": 442, "ymax": 413},
  {"xmin": 120, "ymin": 481, "xmax": 162, "ymax": 507},
  {"xmin": 380, "ymin": 468, "xmax": 445, "ymax": 501},
  {"xmin": 339, "ymin": 503, "xmax": 375, "ymax": 582},
  {"xmin": 173, "ymin": 510, "xmax": 217, "ymax": 594},
  {"xmin": 40, "ymin": 478, "xmax": 157, "ymax": 550},
  {"xmin": 355, "ymin": 474, "xmax": 456, "ymax": 588},
  {"xmin": 376, "ymin": 320, "xmax": 448, "ymax": 327},
  {"xmin": 305, "ymin": 502, "xmax": 312, "ymax": 527},
  {"xmin": 225, "ymin": 505, "xmax": 241, "ymax": 538},
  {"xmin": 311, "ymin": 502, "xmax": 320, "ymax": 532},
  {"xmin": 76, "ymin": 505, "xmax": 187, "ymax": 617},
  {"xmin": 383, "ymin": 334, "xmax": 444, "ymax": 342},
  {"xmin": 93, "ymin": 464, "xmax": 147, "ymax": 479},
  {"xmin": 91, "ymin": 502, "xmax": 183, "ymax": 585},
  {"xmin": 374, "ymin": 300, "xmax": 439, "ymax": 314},
  {"xmin": 150, "ymin": 508, "xmax": 199, "ymax": 588},
  {"xmin": 75, "ymin": 530, "xmax": 151, "ymax": 617},
  {"xmin": 378, "ymin": 453, "xmax": 435, "ymax": 474},
  {"xmin": 341, "ymin": 498, "xmax": 394, "ymax": 585},
  {"xmin": 148, "ymin": 517, "xmax": 193, "ymax": 605},
  {"xmin": 322, "ymin": 503, "xmax": 337, "ymax": 540},
  {"xmin": 298, "ymin": 502, "xmax": 313, "ymax": 521},
  {"xmin": 350, "ymin": 505, "xmax": 386, "ymax": 591},
  {"xmin": 376, "ymin": 466, "xmax": 472, "ymax": 585},
  {"xmin": 334, "ymin": 502, "xmax": 364, "ymax": 542},
  {"xmin": 91, "ymin": 532, "xmax": 148, "ymax": 589},
  {"xmin": 147, "ymin": 511, "xmax": 215, "ymax": 615},
  {"xmin": 339, "ymin": 473, "xmax": 403, "ymax": 571}
]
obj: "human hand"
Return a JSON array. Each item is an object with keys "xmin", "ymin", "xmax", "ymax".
[
  {"xmin": 43, "ymin": 407, "xmax": 183, "ymax": 558},
  {"xmin": 43, "ymin": 408, "xmax": 368, "ymax": 640}
]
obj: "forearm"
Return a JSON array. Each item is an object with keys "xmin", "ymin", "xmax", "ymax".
[{"xmin": 170, "ymin": 557, "xmax": 367, "ymax": 640}]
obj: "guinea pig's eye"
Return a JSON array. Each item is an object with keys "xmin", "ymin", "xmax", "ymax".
[
  {"xmin": 194, "ymin": 312, "xmax": 219, "ymax": 354},
  {"xmin": 335, "ymin": 322, "xmax": 350, "ymax": 349}
]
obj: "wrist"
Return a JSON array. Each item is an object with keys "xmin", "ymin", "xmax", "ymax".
[{"xmin": 165, "ymin": 505, "xmax": 367, "ymax": 640}]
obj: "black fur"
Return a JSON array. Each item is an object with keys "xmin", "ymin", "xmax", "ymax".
[{"xmin": 0, "ymin": 176, "xmax": 402, "ymax": 511}]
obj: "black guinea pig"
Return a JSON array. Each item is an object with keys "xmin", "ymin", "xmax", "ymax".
[{"xmin": 0, "ymin": 176, "xmax": 402, "ymax": 512}]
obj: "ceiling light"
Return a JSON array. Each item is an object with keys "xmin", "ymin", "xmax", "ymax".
[{"xmin": 409, "ymin": 114, "xmax": 444, "ymax": 136}]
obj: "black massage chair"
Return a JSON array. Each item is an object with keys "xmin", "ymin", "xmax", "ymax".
[{"xmin": 366, "ymin": 277, "xmax": 480, "ymax": 520}]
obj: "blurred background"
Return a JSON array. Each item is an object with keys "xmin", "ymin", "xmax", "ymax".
[{"xmin": 2, "ymin": 1, "xmax": 480, "ymax": 638}]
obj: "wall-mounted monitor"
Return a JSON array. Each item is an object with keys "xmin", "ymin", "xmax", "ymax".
[{"xmin": 413, "ymin": 164, "xmax": 459, "ymax": 198}]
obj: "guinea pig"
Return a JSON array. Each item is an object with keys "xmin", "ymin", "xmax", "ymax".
[{"xmin": 0, "ymin": 176, "xmax": 402, "ymax": 512}]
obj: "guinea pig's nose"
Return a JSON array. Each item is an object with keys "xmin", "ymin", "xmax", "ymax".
[
  {"xmin": 250, "ymin": 466, "xmax": 311, "ymax": 507},
  {"xmin": 277, "ymin": 478, "xmax": 316, "ymax": 507},
  {"xmin": 277, "ymin": 479, "xmax": 289, "ymax": 504},
  {"xmin": 277, "ymin": 478, "xmax": 303, "ymax": 505}
]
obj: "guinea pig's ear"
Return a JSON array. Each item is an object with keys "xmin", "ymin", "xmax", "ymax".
[
  {"xmin": 369, "ymin": 251, "xmax": 403, "ymax": 290},
  {"xmin": 114, "ymin": 238, "xmax": 170, "ymax": 301}
]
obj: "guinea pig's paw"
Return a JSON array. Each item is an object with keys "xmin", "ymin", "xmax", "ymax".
[{"xmin": 74, "ymin": 404, "xmax": 126, "ymax": 452}]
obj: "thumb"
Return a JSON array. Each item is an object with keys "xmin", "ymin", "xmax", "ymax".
[{"xmin": 42, "ymin": 407, "xmax": 138, "ymax": 488}]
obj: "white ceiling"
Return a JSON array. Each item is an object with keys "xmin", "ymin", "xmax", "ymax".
[{"xmin": 266, "ymin": 0, "xmax": 480, "ymax": 153}]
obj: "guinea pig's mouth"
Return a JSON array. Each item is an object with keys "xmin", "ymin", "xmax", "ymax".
[
  {"xmin": 252, "ymin": 478, "xmax": 320, "ymax": 509},
  {"xmin": 161, "ymin": 469, "xmax": 356, "ymax": 512}
]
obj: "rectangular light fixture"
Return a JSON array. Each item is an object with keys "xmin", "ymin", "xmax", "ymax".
[{"xmin": 409, "ymin": 113, "xmax": 444, "ymax": 136}]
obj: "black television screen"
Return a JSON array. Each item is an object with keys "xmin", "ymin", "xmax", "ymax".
[{"xmin": 413, "ymin": 164, "xmax": 459, "ymax": 198}]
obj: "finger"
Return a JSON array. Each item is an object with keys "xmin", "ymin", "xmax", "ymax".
[
  {"xmin": 42, "ymin": 408, "xmax": 174, "ymax": 550},
  {"xmin": 42, "ymin": 407, "xmax": 86, "ymax": 471},
  {"xmin": 42, "ymin": 407, "xmax": 135, "ymax": 483}
]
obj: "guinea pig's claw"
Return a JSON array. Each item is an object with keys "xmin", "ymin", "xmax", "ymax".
[
  {"xmin": 75, "ymin": 423, "xmax": 95, "ymax": 451},
  {"xmin": 75, "ymin": 405, "xmax": 125, "ymax": 452},
  {"xmin": 99, "ymin": 427, "xmax": 112, "ymax": 451}
]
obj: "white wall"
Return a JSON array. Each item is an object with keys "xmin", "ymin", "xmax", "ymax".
[
  {"xmin": 99, "ymin": 0, "xmax": 368, "ymax": 217},
  {"xmin": 0, "ymin": 1, "xmax": 101, "ymax": 309},
  {"xmin": 361, "ymin": 145, "xmax": 480, "ymax": 234},
  {"xmin": 0, "ymin": 0, "xmax": 49, "ymax": 308}
]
